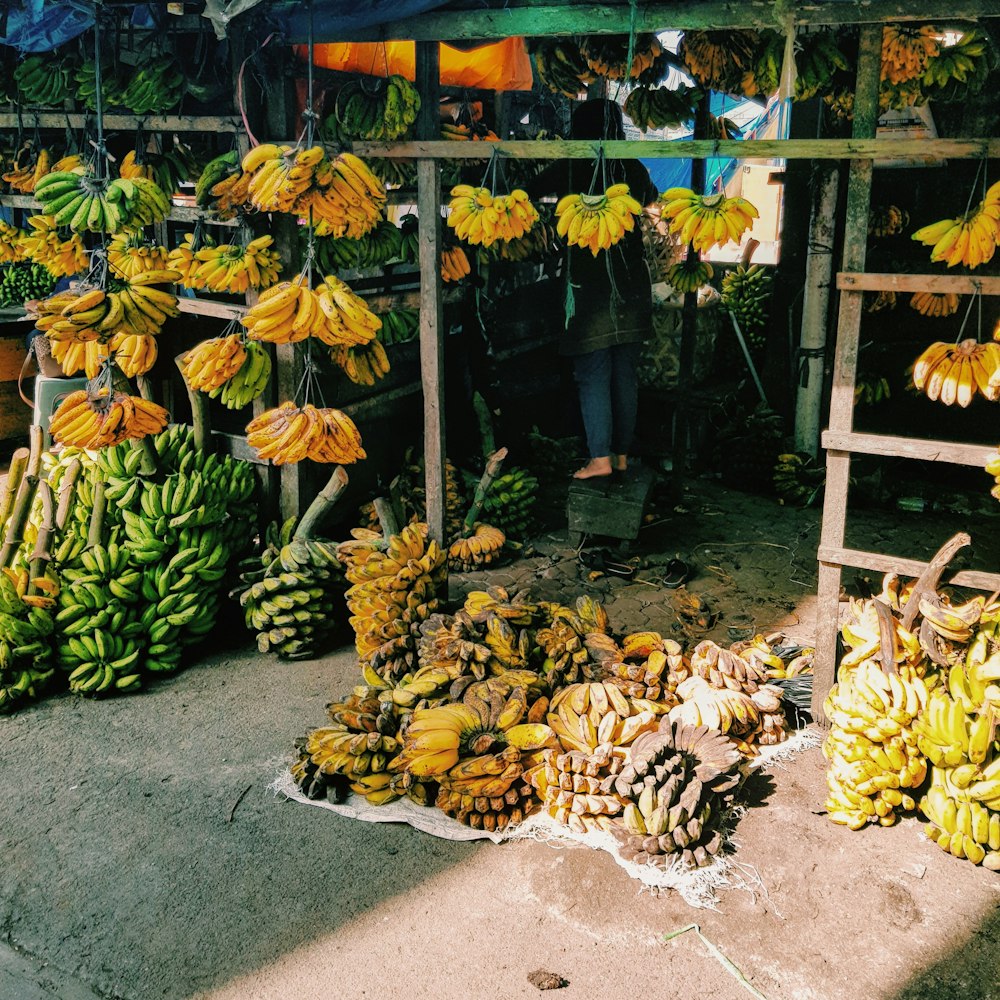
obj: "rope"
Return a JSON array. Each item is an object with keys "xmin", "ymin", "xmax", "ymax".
[{"xmin": 236, "ymin": 32, "xmax": 277, "ymax": 148}]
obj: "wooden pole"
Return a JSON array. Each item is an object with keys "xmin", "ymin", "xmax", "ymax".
[
  {"xmin": 0, "ymin": 428, "xmax": 42, "ymax": 571},
  {"xmin": 0, "ymin": 447, "xmax": 29, "ymax": 530},
  {"xmin": 174, "ymin": 354, "xmax": 213, "ymax": 455},
  {"xmin": 793, "ymin": 163, "xmax": 840, "ymax": 457},
  {"xmin": 54, "ymin": 458, "xmax": 82, "ymax": 534},
  {"xmin": 811, "ymin": 23, "xmax": 882, "ymax": 724},
  {"xmin": 416, "ymin": 40, "xmax": 447, "ymax": 548}
]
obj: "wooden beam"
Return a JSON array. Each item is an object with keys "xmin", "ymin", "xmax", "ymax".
[
  {"xmin": 168, "ymin": 205, "xmax": 240, "ymax": 227},
  {"xmin": 822, "ymin": 431, "xmax": 995, "ymax": 468},
  {"xmin": 175, "ymin": 298, "xmax": 245, "ymax": 320},
  {"xmin": 818, "ymin": 546, "xmax": 1000, "ymax": 593},
  {"xmin": 416, "ymin": 41, "xmax": 447, "ymax": 549},
  {"xmin": 316, "ymin": 0, "xmax": 1000, "ymax": 42},
  {"xmin": 352, "ymin": 138, "xmax": 1000, "ymax": 162},
  {"xmin": 0, "ymin": 113, "xmax": 240, "ymax": 132},
  {"xmin": 813, "ymin": 22, "xmax": 882, "ymax": 723},
  {"xmin": 838, "ymin": 273, "xmax": 1000, "ymax": 295}
]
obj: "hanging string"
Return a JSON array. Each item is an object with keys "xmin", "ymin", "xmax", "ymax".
[
  {"xmin": 236, "ymin": 32, "xmax": 277, "ymax": 148},
  {"xmin": 955, "ymin": 283, "xmax": 981, "ymax": 344},
  {"xmin": 91, "ymin": 5, "xmax": 108, "ymax": 184}
]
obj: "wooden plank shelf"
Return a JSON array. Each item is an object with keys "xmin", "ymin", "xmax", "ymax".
[
  {"xmin": 822, "ymin": 431, "xmax": 995, "ymax": 469},
  {"xmin": 176, "ymin": 297, "xmax": 245, "ymax": 321},
  {"xmin": 0, "ymin": 113, "xmax": 240, "ymax": 133},
  {"xmin": 318, "ymin": 0, "xmax": 1000, "ymax": 42},
  {"xmin": 352, "ymin": 137, "xmax": 1000, "ymax": 163},
  {"xmin": 0, "ymin": 194, "xmax": 242, "ymax": 229},
  {"xmin": 839, "ymin": 273, "xmax": 1000, "ymax": 294},
  {"xmin": 818, "ymin": 546, "xmax": 1000, "ymax": 593}
]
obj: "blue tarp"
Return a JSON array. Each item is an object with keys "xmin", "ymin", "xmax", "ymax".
[
  {"xmin": 0, "ymin": 0, "xmax": 93, "ymax": 52},
  {"xmin": 264, "ymin": 0, "xmax": 451, "ymax": 37}
]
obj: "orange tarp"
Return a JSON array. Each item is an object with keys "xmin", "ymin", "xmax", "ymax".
[{"xmin": 309, "ymin": 38, "xmax": 533, "ymax": 91}]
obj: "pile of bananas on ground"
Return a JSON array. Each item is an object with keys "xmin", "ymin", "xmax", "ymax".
[
  {"xmin": 440, "ymin": 246, "xmax": 471, "ymax": 282},
  {"xmin": 579, "ymin": 33, "xmax": 665, "ymax": 82},
  {"xmin": 773, "ymin": 452, "xmax": 826, "ymax": 506},
  {"xmin": 49, "ymin": 388, "xmax": 168, "ymax": 449},
  {"xmin": 246, "ymin": 402, "xmax": 366, "ymax": 465},
  {"xmin": 0, "ymin": 568, "xmax": 57, "ymax": 713},
  {"xmin": 241, "ymin": 274, "xmax": 380, "ymax": 348},
  {"xmin": 0, "ymin": 262, "xmax": 56, "ymax": 307},
  {"xmin": 120, "ymin": 56, "xmax": 186, "ymax": 115},
  {"xmin": 18, "ymin": 215, "xmax": 89, "ymax": 278},
  {"xmin": 327, "ymin": 75, "xmax": 420, "ymax": 142},
  {"xmin": 665, "ymin": 257, "xmax": 713, "ymax": 295},
  {"xmin": 911, "ymin": 292, "xmax": 960, "ymax": 318},
  {"xmin": 378, "ymin": 307, "xmax": 419, "ymax": 346},
  {"xmin": 447, "ymin": 523, "xmax": 506, "ymax": 573},
  {"xmin": 911, "ymin": 179, "xmax": 1000, "ymax": 270},
  {"xmin": 14, "ymin": 52, "xmax": 73, "ymax": 106},
  {"xmin": 912, "ymin": 339, "xmax": 1000, "ymax": 407},
  {"xmin": 624, "ymin": 86, "xmax": 700, "ymax": 133},
  {"xmin": 169, "ymin": 233, "xmax": 281, "ymax": 293},
  {"xmin": 195, "ymin": 152, "xmax": 252, "ymax": 219},
  {"xmin": 447, "ymin": 185, "xmax": 540, "ymax": 248},
  {"xmin": 720, "ymin": 264, "xmax": 772, "ymax": 350},
  {"xmin": 556, "ymin": 184, "xmax": 643, "ymax": 256},
  {"xmin": 679, "ymin": 30, "xmax": 760, "ymax": 96},
  {"xmin": 529, "ymin": 39, "xmax": 596, "ymax": 99},
  {"xmin": 34, "ymin": 168, "xmax": 171, "ymax": 233},
  {"xmin": 234, "ymin": 516, "xmax": 343, "ymax": 658},
  {"xmin": 241, "ymin": 145, "xmax": 386, "ymax": 238},
  {"xmin": 869, "ymin": 205, "xmax": 910, "ymax": 238},
  {"xmin": 660, "ymin": 187, "xmax": 759, "ymax": 253},
  {"xmin": 74, "ymin": 58, "xmax": 126, "ymax": 111},
  {"xmin": 314, "ymin": 220, "xmax": 403, "ymax": 271}
]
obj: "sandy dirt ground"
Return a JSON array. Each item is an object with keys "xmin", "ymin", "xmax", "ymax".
[{"xmin": 1, "ymin": 478, "xmax": 999, "ymax": 1000}]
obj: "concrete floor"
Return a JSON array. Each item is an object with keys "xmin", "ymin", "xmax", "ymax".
[{"xmin": 1, "ymin": 634, "xmax": 999, "ymax": 1000}]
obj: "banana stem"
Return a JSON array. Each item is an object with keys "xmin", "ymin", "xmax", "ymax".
[
  {"xmin": 87, "ymin": 479, "xmax": 107, "ymax": 549},
  {"xmin": 0, "ymin": 447, "xmax": 30, "ymax": 530},
  {"xmin": 899, "ymin": 532, "xmax": 972, "ymax": 632},
  {"xmin": 472, "ymin": 391, "xmax": 496, "ymax": 460},
  {"xmin": 373, "ymin": 496, "xmax": 400, "ymax": 539},
  {"xmin": 0, "ymin": 427, "xmax": 43, "ymax": 571},
  {"xmin": 54, "ymin": 458, "xmax": 82, "ymax": 533},
  {"xmin": 137, "ymin": 437, "xmax": 159, "ymax": 478},
  {"xmin": 27, "ymin": 481, "xmax": 54, "ymax": 594},
  {"xmin": 174, "ymin": 353, "xmax": 212, "ymax": 455},
  {"xmin": 293, "ymin": 466, "xmax": 348, "ymax": 542},
  {"xmin": 463, "ymin": 446, "xmax": 507, "ymax": 536}
]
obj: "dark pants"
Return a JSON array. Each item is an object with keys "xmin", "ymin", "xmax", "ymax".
[{"xmin": 572, "ymin": 342, "xmax": 641, "ymax": 460}]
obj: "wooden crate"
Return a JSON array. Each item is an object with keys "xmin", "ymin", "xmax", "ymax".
[{"xmin": 567, "ymin": 466, "xmax": 656, "ymax": 544}]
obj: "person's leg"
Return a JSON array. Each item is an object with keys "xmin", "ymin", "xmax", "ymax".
[
  {"xmin": 572, "ymin": 348, "xmax": 613, "ymax": 477},
  {"xmin": 610, "ymin": 341, "xmax": 642, "ymax": 470}
]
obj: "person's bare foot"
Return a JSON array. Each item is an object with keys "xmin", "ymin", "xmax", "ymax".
[
  {"xmin": 573, "ymin": 457, "xmax": 612, "ymax": 479},
  {"xmin": 614, "ymin": 454, "xmax": 628, "ymax": 472}
]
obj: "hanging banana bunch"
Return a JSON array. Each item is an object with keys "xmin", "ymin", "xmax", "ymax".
[
  {"xmin": 327, "ymin": 75, "xmax": 421, "ymax": 141},
  {"xmin": 911, "ymin": 180, "xmax": 1000, "ymax": 270},
  {"xmin": 659, "ymin": 187, "xmax": 759, "ymax": 253},
  {"xmin": 447, "ymin": 184, "xmax": 539, "ymax": 248},
  {"xmin": 556, "ymin": 184, "xmax": 643, "ymax": 256}
]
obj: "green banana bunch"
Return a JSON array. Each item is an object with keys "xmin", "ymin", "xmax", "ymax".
[
  {"xmin": 73, "ymin": 58, "xmax": 126, "ymax": 111},
  {"xmin": 234, "ymin": 517, "xmax": 343, "ymax": 659},
  {"xmin": 398, "ymin": 214, "xmax": 420, "ymax": 265},
  {"xmin": 15, "ymin": 53, "xmax": 73, "ymax": 107},
  {"xmin": 210, "ymin": 339, "xmax": 272, "ymax": 410},
  {"xmin": 377, "ymin": 307, "xmax": 419, "ymax": 347},
  {"xmin": 0, "ymin": 263, "xmax": 57, "ymax": 308},
  {"xmin": 0, "ymin": 572, "xmax": 56, "ymax": 713},
  {"xmin": 314, "ymin": 219, "xmax": 404, "ymax": 272},
  {"xmin": 922, "ymin": 30, "xmax": 994, "ymax": 103},
  {"xmin": 368, "ymin": 158, "xmax": 417, "ymax": 190},
  {"xmin": 121, "ymin": 56, "xmax": 186, "ymax": 115},
  {"xmin": 794, "ymin": 31, "xmax": 852, "ymax": 102},
  {"xmin": 720, "ymin": 263, "xmax": 772, "ymax": 350},
  {"xmin": 623, "ymin": 85, "xmax": 700, "ymax": 132},
  {"xmin": 328, "ymin": 74, "xmax": 421, "ymax": 142},
  {"xmin": 466, "ymin": 467, "xmax": 539, "ymax": 539},
  {"xmin": 854, "ymin": 374, "xmax": 892, "ymax": 406},
  {"xmin": 33, "ymin": 170, "xmax": 167, "ymax": 235},
  {"xmin": 529, "ymin": 39, "xmax": 595, "ymax": 98},
  {"xmin": 195, "ymin": 151, "xmax": 240, "ymax": 207}
]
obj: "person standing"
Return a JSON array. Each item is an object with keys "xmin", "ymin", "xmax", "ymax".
[{"xmin": 530, "ymin": 99, "xmax": 658, "ymax": 479}]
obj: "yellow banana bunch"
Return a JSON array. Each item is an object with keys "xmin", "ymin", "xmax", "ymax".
[
  {"xmin": 18, "ymin": 215, "xmax": 88, "ymax": 278},
  {"xmin": 190, "ymin": 234, "xmax": 282, "ymax": 294},
  {"xmin": 447, "ymin": 184, "xmax": 540, "ymax": 247},
  {"xmin": 108, "ymin": 331, "xmax": 158, "ymax": 378},
  {"xmin": 0, "ymin": 221, "xmax": 26, "ymax": 264},
  {"xmin": 330, "ymin": 339, "xmax": 391, "ymax": 386},
  {"xmin": 911, "ymin": 181, "xmax": 1000, "ymax": 269},
  {"xmin": 912, "ymin": 339, "xmax": 1000, "ymax": 406},
  {"xmin": 167, "ymin": 232, "xmax": 213, "ymax": 289},
  {"xmin": 440, "ymin": 246, "xmax": 470, "ymax": 282},
  {"xmin": 32, "ymin": 287, "xmax": 109, "ymax": 343},
  {"xmin": 448, "ymin": 523, "xmax": 506, "ymax": 572},
  {"xmin": 1, "ymin": 143, "xmax": 53, "ymax": 193},
  {"xmin": 555, "ymin": 183, "xmax": 643, "ymax": 256},
  {"xmin": 910, "ymin": 291, "xmax": 960, "ymax": 317},
  {"xmin": 241, "ymin": 275, "xmax": 380, "ymax": 348},
  {"xmin": 246, "ymin": 402, "xmax": 365, "ymax": 465},
  {"xmin": 106, "ymin": 232, "xmax": 169, "ymax": 280},
  {"xmin": 665, "ymin": 256, "xmax": 714, "ymax": 294},
  {"xmin": 180, "ymin": 334, "xmax": 248, "ymax": 392},
  {"xmin": 241, "ymin": 144, "xmax": 386, "ymax": 239},
  {"xmin": 49, "ymin": 337, "xmax": 107, "ymax": 378},
  {"xmin": 49, "ymin": 388, "xmax": 168, "ymax": 450},
  {"xmin": 987, "ymin": 447, "xmax": 1000, "ymax": 503},
  {"xmin": 882, "ymin": 24, "xmax": 940, "ymax": 84},
  {"xmin": 680, "ymin": 30, "xmax": 759, "ymax": 94},
  {"xmin": 660, "ymin": 186, "xmax": 759, "ymax": 252}
]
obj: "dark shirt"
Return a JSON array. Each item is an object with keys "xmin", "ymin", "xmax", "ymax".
[{"xmin": 529, "ymin": 158, "xmax": 658, "ymax": 356}]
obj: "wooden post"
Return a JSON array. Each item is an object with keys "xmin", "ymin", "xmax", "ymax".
[
  {"xmin": 812, "ymin": 22, "xmax": 882, "ymax": 723},
  {"xmin": 416, "ymin": 40, "xmax": 447, "ymax": 547},
  {"xmin": 793, "ymin": 163, "xmax": 840, "ymax": 456}
]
